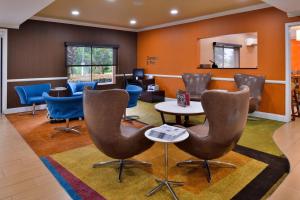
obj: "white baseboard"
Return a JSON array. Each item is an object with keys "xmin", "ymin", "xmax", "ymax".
[
  {"xmin": 4, "ymin": 100, "xmax": 288, "ymax": 122},
  {"xmin": 4, "ymin": 104, "xmax": 47, "ymax": 114},
  {"xmin": 249, "ymin": 111, "xmax": 288, "ymax": 122},
  {"xmin": 164, "ymin": 97, "xmax": 287, "ymax": 122}
]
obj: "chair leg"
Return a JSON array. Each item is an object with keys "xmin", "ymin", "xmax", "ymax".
[
  {"xmin": 176, "ymin": 159, "xmax": 236, "ymax": 182},
  {"xmin": 32, "ymin": 104, "xmax": 36, "ymax": 115},
  {"xmin": 93, "ymin": 159, "xmax": 152, "ymax": 182},
  {"xmin": 118, "ymin": 160, "xmax": 124, "ymax": 182},
  {"xmin": 203, "ymin": 160, "xmax": 211, "ymax": 183}
]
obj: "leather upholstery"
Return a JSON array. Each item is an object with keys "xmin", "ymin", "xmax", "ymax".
[
  {"xmin": 83, "ymin": 89, "xmax": 154, "ymax": 160},
  {"xmin": 175, "ymin": 86, "xmax": 250, "ymax": 160},
  {"xmin": 234, "ymin": 74, "xmax": 265, "ymax": 113},
  {"xmin": 182, "ymin": 73, "xmax": 211, "ymax": 101}
]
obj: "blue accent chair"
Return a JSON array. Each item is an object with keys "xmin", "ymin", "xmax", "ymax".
[
  {"xmin": 67, "ymin": 81, "xmax": 97, "ymax": 96},
  {"xmin": 43, "ymin": 92, "xmax": 84, "ymax": 135},
  {"xmin": 124, "ymin": 84, "xmax": 143, "ymax": 120},
  {"xmin": 15, "ymin": 83, "xmax": 51, "ymax": 115}
]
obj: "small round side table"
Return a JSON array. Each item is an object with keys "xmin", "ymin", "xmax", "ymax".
[{"xmin": 144, "ymin": 128, "xmax": 189, "ymax": 200}]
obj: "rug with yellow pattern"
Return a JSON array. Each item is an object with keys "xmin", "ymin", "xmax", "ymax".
[{"xmin": 41, "ymin": 143, "xmax": 288, "ymax": 200}]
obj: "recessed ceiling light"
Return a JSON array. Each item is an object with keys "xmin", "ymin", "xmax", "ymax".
[
  {"xmin": 71, "ymin": 10, "xmax": 80, "ymax": 16},
  {"xmin": 170, "ymin": 9, "xmax": 178, "ymax": 15},
  {"xmin": 130, "ymin": 19, "xmax": 137, "ymax": 25}
]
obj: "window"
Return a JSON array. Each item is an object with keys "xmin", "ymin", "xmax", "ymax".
[
  {"xmin": 213, "ymin": 42, "xmax": 241, "ymax": 68},
  {"xmin": 65, "ymin": 43, "xmax": 118, "ymax": 84}
]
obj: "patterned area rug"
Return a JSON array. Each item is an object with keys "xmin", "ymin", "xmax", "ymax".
[{"xmin": 41, "ymin": 143, "xmax": 288, "ymax": 200}]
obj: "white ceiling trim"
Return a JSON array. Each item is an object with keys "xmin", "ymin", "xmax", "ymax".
[
  {"xmin": 31, "ymin": 3, "xmax": 271, "ymax": 33},
  {"xmin": 0, "ymin": 23, "xmax": 19, "ymax": 29},
  {"xmin": 30, "ymin": 16, "xmax": 138, "ymax": 32},
  {"xmin": 138, "ymin": 3, "xmax": 271, "ymax": 32}
]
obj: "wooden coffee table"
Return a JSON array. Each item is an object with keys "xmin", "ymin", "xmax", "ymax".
[{"xmin": 155, "ymin": 101, "xmax": 204, "ymax": 126}]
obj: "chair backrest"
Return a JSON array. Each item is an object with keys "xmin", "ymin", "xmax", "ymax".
[
  {"xmin": 15, "ymin": 86, "xmax": 27, "ymax": 105},
  {"xmin": 67, "ymin": 81, "xmax": 97, "ymax": 94},
  {"xmin": 126, "ymin": 84, "xmax": 142, "ymax": 108},
  {"xmin": 83, "ymin": 89, "xmax": 129, "ymax": 156},
  {"xmin": 234, "ymin": 74, "xmax": 265, "ymax": 99},
  {"xmin": 43, "ymin": 92, "xmax": 83, "ymax": 119},
  {"xmin": 202, "ymin": 86, "xmax": 250, "ymax": 145},
  {"xmin": 182, "ymin": 73, "xmax": 211, "ymax": 95},
  {"xmin": 15, "ymin": 83, "xmax": 51, "ymax": 104}
]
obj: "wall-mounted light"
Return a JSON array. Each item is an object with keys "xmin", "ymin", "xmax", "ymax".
[{"xmin": 297, "ymin": 30, "xmax": 300, "ymax": 41}]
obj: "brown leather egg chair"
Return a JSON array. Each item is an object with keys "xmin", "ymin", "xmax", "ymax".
[
  {"xmin": 182, "ymin": 73, "xmax": 212, "ymax": 101},
  {"xmin": 83, "ymin": 89, "xmax": 154, "ymax": 182},
  {"xmin": 175, "ymin": 86, "xmax": 250, "ymax": 182},
  {"xmin": 234, "ymin": 74, "xmax": 265, "ymax": 113}
]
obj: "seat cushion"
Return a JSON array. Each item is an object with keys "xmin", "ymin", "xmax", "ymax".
[{"xmin": 27, "ymin": 96, "xmax": 45, "ymax": 104}]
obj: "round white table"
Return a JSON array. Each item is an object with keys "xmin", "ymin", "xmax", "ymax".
[
  {"xmin": 155, "ymin": 101, "xmax": 204, "ymax": 126},
  {"xmin": 145, "ymin": 128, "xmax": 189, "ymax": 200}
]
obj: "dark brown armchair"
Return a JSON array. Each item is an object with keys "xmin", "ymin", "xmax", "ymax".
[
  {"xmin": 234, "ymin": 74, "xmax": 265, "ymax": 113},
  {"xmin": 83, "ymin": 89, "xmax": 154, "ymax": 182},
  {"xmin": 182, "ymin": 73, "xmax": 212, "ymax": 101},
  {"xmin": 175, "ymin": 86, "xmax": 250, "ymax": 182}
]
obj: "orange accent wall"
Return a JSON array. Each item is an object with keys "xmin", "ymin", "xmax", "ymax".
[
  {"xmin": 292, "ymin": 39, "xmax": 300, "ymax": 72},
  {"xmin": 137, "ymin": 8, "xmax": 300, "ymax": 115}
]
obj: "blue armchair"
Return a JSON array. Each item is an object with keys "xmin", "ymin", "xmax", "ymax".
[
  {"xmin": 124, "ymin": 84, "xmax": 143, "ymax": 120},
  {"xmin": 67, "ymin": 81, "xmax": 97, "ymax": 96},
  {"xmin": 15, "ymin": 83, "xmax": 51, "ymax": 115},
  {"xmin": 43, "ymin": 92, "xmax": 84, "ymax": 135}
]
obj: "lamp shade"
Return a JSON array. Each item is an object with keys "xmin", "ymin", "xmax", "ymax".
[{"xmin": 297, "ymin": 30, "xmax": 300, "ymax": 41}]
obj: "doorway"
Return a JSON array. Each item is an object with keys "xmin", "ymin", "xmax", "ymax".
[
  {"xmin": 286, "ymin": 22, "xmax": 300, "ymax": 121},
  {"xmin": 0, "ymin": 34, "xmax": 2, "ymax": 114}
]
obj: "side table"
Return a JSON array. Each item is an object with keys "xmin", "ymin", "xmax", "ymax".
[{"xmin": 144, "ymin": 128, "xmax": 189, "ymax": 200}]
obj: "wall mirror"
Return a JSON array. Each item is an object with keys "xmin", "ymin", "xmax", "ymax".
[{"xmin": 199, "ymin": 32, "xmax": 258, "ymax": 69}]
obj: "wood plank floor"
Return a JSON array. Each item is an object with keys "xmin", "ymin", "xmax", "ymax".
[
  {"xmin": 269, "ymin": 118, "xmax": 300, "ymax": 199},
  {"xmin": 0, "ymin": 115, "xmax": 71, "ymax": 200}
]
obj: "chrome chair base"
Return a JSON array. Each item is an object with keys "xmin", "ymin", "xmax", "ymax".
[
  {"xmin": 147, "ymin": 179, "xmax": 184, "ymax": 200},
  {"xmin": 93, "ymin": 159, "xmax": 152, "ymax": 182},
  {"xmin": 53, "ymin": 119, "xmax": 81, "ymax": 136},
  {"xmin": 176, "ymin": 160, "xmax": 236, "ymax": 183},
  {"xmin": 54, "ymin": 126, "xmax": 81, "ymax": 134}
]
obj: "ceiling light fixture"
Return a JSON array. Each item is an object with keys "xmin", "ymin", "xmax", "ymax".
[
  {"xmin": 297, "ymin": 30, "xmax": 300, "ymax": 41},
  {"xmin": 130, "ymin": 19, "xmax": 137, "ymax": 25},
  {"xmin": 71, "ymin": 10, "xmax": 80, "ymax": 16},
  {"xmin": 170, "ymin": 9, "xmax": 178, "ymax": 15}
]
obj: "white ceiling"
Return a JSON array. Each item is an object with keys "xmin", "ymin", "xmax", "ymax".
[
  {"xmin": 262, "ymin": 0, "xmax": 300, "ymax": 17},
  {"xmin": 0, "ymin": 0, "xmax": 54, "ymax": 28}
]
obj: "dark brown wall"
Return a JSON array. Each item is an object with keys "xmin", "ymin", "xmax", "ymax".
[{"xmin": 7, "ymin": 20, "xmax": 137, "ymax": 108}]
